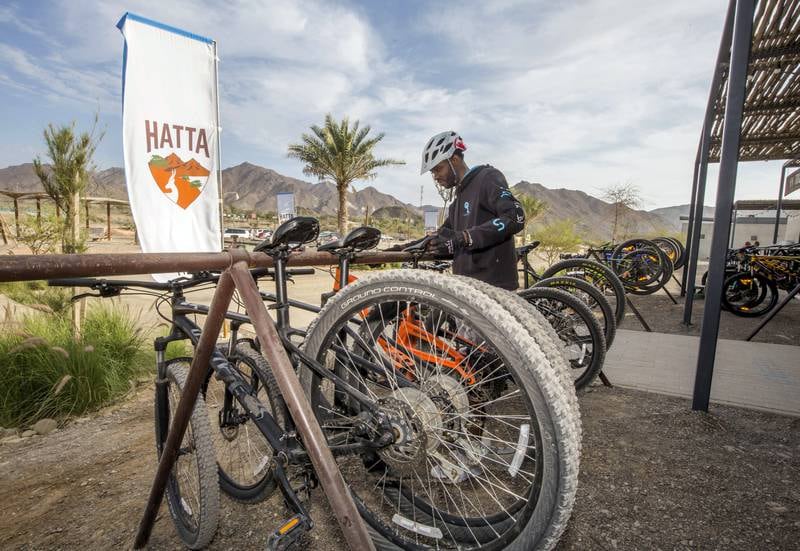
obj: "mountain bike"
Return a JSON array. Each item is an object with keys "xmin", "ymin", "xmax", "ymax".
[
  {"xmin": 51, "ymin": 217, "xmax": 581, "ymax": 551},
  {"xmin": 49, "ymin": 266, "xmax": 315, "ymax": 538},
  {"xmin": 518, "ymin": 241, "xmax": 626, "ymax": 328},
  {"xmin": 328, "ymin": 234, "xmax": 607, "ymax": 390},
  {"xmin": 722, "ymin": 252, "xmax": 800, "ymax": 317}
]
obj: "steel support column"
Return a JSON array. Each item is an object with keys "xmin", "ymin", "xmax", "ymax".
[
  {"xmin": 681, "ymin": 0, "xmax": 737, "ymax": 320},
  {"xmin": 692, "ymin": 0, "xmax": 755, "ymax": 412},
  {"xmin": 774, "ymin": 163, "xmax": 788, "ymax": 244},
  {"xmin": 730, "ymin": 204, "xmax": 738, "ymax": 247},
  {"xmin": 681, "ymin": 151, "xmax": 702, "ymax": 296},
  {"xmin": 683, "ymin": 137, "xmax": 712, "ymax": 324}
]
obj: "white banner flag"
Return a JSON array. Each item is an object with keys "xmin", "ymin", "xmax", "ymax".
[{"xmin": 118, "ymin": 13, "xmax": 221, "ymax": 281}]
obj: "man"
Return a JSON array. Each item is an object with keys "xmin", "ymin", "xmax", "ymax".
[{"xmin": 420, "ymin": 131, "xmax": 526, "ymax": 290}]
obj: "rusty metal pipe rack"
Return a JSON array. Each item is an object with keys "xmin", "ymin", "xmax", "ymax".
[{"xmin": 0, "ymin": 248, "xmax": 426, "ymax": 550}]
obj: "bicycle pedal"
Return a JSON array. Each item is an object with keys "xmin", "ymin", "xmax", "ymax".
[{"xmin": 266, "ymin": 514, "xmax": 312, "ymax": 551}]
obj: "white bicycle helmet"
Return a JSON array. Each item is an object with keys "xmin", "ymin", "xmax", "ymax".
[{"xmin": 420, "ymin": 131, "xmax": 466, "ymax": 175}]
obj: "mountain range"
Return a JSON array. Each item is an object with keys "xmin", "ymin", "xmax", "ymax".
[{"xmin": 0, "ymin": 161, "xmax": 690, "ymax": 238}]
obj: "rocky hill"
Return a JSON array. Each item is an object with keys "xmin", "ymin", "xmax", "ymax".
[
  {"xmin": 649, "ymin": 204, "xmax": 716, "ymax": 232},
  {"xmin": 510, "ymin": 181, "xmax": 674, "ymax": 239},
  {"xmin": 0, "ymin": 162, "xmax": 682, "ymax": 239}
]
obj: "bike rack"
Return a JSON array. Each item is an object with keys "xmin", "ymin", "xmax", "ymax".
[
  {"xmin": 0, "ymin": 248, "xmax": 423, "ymax": 551},
  {"xmin": 745, "ymin": 281, "xmax": 800, "ymax": 341}
]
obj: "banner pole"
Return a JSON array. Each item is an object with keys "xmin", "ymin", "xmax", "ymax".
[{"xmin": 213, "ymin": 39, "xmax": 224, "ymax": 250}]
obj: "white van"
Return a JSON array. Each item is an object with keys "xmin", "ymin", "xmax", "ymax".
[{"xmin": 223, "ymin": 228, "xmax": 252, "ymax": 240}]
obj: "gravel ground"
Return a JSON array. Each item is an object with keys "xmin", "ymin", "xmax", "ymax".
[
  {"xmin": 0, "ymin": 245, "xmax": 796, "ymax": 549},
  {"xmin": 618, "ymin": 273, "xmax": 799, "ymax": 346},
  {"xmin": 0, "ymin": 384, "xmax": 796, "ymax": 550}
]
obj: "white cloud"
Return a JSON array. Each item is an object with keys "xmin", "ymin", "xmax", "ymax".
[{"xmin": 2, "ymin": 0, "xmax": 783, "ymax": 209}]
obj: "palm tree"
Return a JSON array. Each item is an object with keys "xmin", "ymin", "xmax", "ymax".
[{"xmin": 288, "ymin": 114, "xmax": 404, "ymax": 236}]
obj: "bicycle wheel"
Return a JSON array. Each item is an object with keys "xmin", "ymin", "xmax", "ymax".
[
  {"xmin": 665, "ymin": 237, "xmax": 686, "ymax": 270},
  {"xmin": 721, "ymin": 272, "xmax": 778, "ymax": 317},
  {"xmin": 541, "ymin": 258, "xmax": 626, "ymax": 326},
  {"xmin": 379, "ymin": 275, "xmax": 583, "ymax": 546},
  {"xmin": 518, "ymin": 287, "xmax": 606, "ymax": 390},
  {"xmin": 611, "ymin": 240, "xmax": 665, "ymax": 288},
  {"xmin": 204, "ymin": 342, "xmax": 285, "ymax": 503},
  {"xmin": 155, "ymin": 361, "xmax": 219, "ymax": 549},
  {"xmin": 452, "ymin": 276, "xmax": 581, "ymax": 441},
  {"xmin": 623, "ymin": 245, "xmax": 673, "ymax": 296},
  {"xmin": 534, "ymin": 275, "xmax": 616, "ymax": 348},
  {"xmin": 300, "ymin": 270, "xmax": 580, "ymax": 550}
]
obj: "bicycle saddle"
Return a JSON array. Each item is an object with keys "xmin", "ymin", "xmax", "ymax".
[
  {"xmin": 318, "ymin": 226, "xmax": 382, "ymax": 253},
  {"xmin": 516, "ymin": 241, "xmax": 541, "ymax": 256},
  {"xmin": 256, "ymin": 216, "xmax": 319, "ymax": 252}
]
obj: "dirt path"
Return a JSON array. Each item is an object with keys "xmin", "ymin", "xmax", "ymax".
[{"xmin": 1, "ymin": 384, "xmax": 797, "ymax": 550}]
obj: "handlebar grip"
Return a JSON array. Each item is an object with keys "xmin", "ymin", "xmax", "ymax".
[
  {"xmin": 287, "ymin": 268, "xmax": 315, "ymax": 276},
  {"xmin": 48, "ymin": 277, "xmax": 101, "ymax": 288},
  {"xmin": 248, "ymin": 267, "xmax": 274, "ymax": 279}
]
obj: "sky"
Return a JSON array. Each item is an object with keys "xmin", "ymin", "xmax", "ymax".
[{"xmin": 0, "ymin": 0, "xmax": 789, "ymax": 210}]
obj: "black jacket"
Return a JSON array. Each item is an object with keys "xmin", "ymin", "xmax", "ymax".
[{"xmin": 441, "ymin": 165, "xmax": 525, "ymax": 290}]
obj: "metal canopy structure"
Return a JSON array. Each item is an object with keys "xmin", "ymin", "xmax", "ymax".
[
  {"xmin": 682, "ymin": 0, "xmax": 800, "ymax": 412},
  {"xmin": 708, "ymin": 1, "xmax": 800, "ymax": 161},
  {"xmin": 733, "ymin": 198, "xmax": 800, "ymax": 209}
]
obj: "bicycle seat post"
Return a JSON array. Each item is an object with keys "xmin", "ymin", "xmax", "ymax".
[
  {"xmin": 273, "ymin": 250, "xmax": 291, "ymax": 334},
  {"xmin": 338, "ymin": 249, "xmax": 356, "ymax": 289}
]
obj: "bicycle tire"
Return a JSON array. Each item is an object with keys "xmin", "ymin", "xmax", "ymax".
[
  {"xmin": 541, "ymin": 258, "xmax": 626, "ymax": 326},
  {"xmin": 721, "ymin": 272, "xmax": 778, "ymax": 317},
  {"xmin": 300, "ymin": 270, "xmax": 580, "ymax": 551},
  {"xmin": 664, "ymin": 237, "xmax": 686, "ymax": 270},
  {"xmin": 623, "ymin": 245, "xmax": 673, "ymax": 295},
  {"xmin": 204, "ymin": 343, "xmax": 285, "ymax": 503},
  {"xmin": 155, "ymin": 361, "xmax": 220, "ymax": 550},
  {"xmin": 611, "ymin": 240, "xmax": 664, "ymax": 288},
  {"xmin": 652, "ymin": 237, "xmax": 681, "ymax": 270},
  {"xmin": 453, "ymin": 277, "xmax": 581, "ymax": 440},
  {"xmin": 518, "ymin": 286, "xmax": 606, "ymax": 390},
  {"xmin": 534, "ymin": 275, "xmax": 616, "ymax": 348},
  {"xmin": 367, "ymin": 276, "xmax": 583, "ymax": 546},
  {"xmin": 611, "ymin": 239, "xmax": 675, "ymax": 296}
]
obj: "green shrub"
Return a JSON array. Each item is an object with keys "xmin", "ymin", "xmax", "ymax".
[
  {"xmin": 0, "ymin": 305, "xmax": 150, "ymax": 427},
  {"xmin": 0, "ymin": 280, "xmax": 72, "ymax": 314}
]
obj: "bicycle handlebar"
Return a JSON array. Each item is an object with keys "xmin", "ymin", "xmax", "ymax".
[{"xmin": 48, "ymin": 267, "xmax": 316, "ymax": 293}]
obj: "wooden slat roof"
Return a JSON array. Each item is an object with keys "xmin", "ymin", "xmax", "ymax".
[
  {"xmin": 709, "ymin": 0, "xmax": 800, "ymax": 162},
  {"xmin": 734, "ymin": 198, "xmax": 800, "ymax": 209}
]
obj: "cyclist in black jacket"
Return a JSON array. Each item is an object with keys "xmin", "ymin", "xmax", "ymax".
[{"xmin": 420, "ymin": 131, "xmax": 525, "ymax": 290}]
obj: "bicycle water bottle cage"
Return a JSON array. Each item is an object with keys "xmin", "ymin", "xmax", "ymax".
[{"xmin": 255, "ymin": 217, "xmax": 320, "ymax": 254}]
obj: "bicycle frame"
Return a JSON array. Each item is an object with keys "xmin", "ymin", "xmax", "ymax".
[
  {"xmin": 324, "ymin": 250, "xmax": 480, "ymax": 385},
  {"xmin": 517, "ymin": 250, "xmax": 541, "ymax": 289},
  {"xmin": 746, "ymin": 254, "xmax": 800, "ymax": 291}
]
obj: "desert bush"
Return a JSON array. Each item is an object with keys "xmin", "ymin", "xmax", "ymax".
[
  {"xmin": 0, "ymin": 305, "xmax": 149, "ymax": 427},
  {"xmin": 0, "ymin": 280, "xmax": 72, "ymax": 314}
]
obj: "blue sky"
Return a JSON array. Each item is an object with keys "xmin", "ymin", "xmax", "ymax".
[{"xmin": 0, "ymin": 0, "xmax": 788, "ymax": 209}]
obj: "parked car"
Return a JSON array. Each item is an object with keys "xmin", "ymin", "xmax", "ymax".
[
  {"xmin": 223, "ymin": 228, "xmax": 252, "ymax": 240},
  {"xmin": 255, "ymin": 228, "xmax": 273, "ymax": 240},
  {"xmin": 316, "ymin": 231, "xmax": 340, "ymax": 248}
]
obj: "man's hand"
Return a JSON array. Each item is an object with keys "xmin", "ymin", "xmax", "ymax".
[
  {"xmin": 384, "ymin": 235, "xmax": 431, "ymax": 252},
  {"xmin": 429, "ymin": 227, "xmax": 469, "ymax": 256}
]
